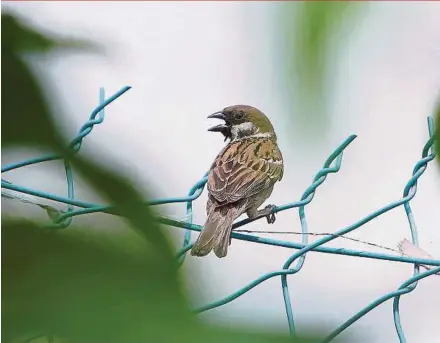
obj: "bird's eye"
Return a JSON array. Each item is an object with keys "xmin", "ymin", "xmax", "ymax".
[{"xmin": 235, "ymin": 112, "xmax": 244, "ymax": 120}]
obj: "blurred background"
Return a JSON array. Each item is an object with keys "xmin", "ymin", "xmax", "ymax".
[{"xmin": 2, "ymin": 2, "xmax": 440, "ymax": 343}]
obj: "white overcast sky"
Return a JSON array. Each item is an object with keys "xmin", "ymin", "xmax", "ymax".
[{"xmin": 3, "ymin": 2, "xmax": 440, "ymax": 343}]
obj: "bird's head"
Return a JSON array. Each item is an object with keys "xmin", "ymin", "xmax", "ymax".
[{"xmin": 207, "ymin": 105, "xmax": 276, "ymax": 142}]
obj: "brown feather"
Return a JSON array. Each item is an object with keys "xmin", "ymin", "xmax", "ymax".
[
  {"xmin": 190, "ymin": 196, "xmax": 247, "ymax": 257},
  {"xmin": 192, "ymin": 135, "xmax": 283, "ymax": 258},
  {"xmin": 208, "ymin": 137, "xmax": 283, "ymax": 205}
]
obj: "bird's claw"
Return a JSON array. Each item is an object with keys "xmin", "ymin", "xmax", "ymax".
[{"xmin": 264, "ymin": 204, "xmax": 276, "ymax": 224}]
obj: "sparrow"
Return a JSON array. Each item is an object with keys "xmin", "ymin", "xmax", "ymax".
[{"xmin": 190, "ymin": 105, "xmax": 284, "ymax": 258}]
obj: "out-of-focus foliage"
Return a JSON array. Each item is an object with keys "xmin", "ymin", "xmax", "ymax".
[
  {"xmin": 278, "ymin": 2, "xmax": 364, "ymax": 137},
  {"xmin": 1, "ymin": 11, "xmax": 339, "ymax": 343},
  {"xmin": 1, "ymin": 13, "xmax": 99, "ymax": 150}
]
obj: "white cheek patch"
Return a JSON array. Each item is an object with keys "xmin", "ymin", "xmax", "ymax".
[
  {"xmin": 231, "ymin": 122, "xmax": 257, "ymax": 140},
  {"xmin": 235, "ymin": 122, "xmax": 256, "ymax": 134}
]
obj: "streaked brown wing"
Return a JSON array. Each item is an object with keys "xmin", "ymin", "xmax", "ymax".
[{"xmin": 207, "ymin": 138, "xmax": 283, "ymax": 205}]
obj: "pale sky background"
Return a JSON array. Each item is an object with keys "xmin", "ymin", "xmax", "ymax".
[{"xmin": 2, "ymin": 2, "xmax": 440, "ymax": 343}]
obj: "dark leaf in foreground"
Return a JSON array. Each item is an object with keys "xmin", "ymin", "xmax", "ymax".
[{"xmin": 1, "ymin": 12, "xmax": 99, "ymax": 149}]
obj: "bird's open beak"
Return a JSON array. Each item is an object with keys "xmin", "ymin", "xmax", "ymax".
[
  {"xmin": 207, "ymin": 111, "xmax": 226, "ymax": 121},
  {"xmin": 207, "ymin": 123, "xmax": 229, "ymax": 133},
  {"xmin": 207, "ymin": 111, "xmax": 231, "ymax": 141},
  {"xmin": 207, "ymin": 111, "xmax": 228, "ymax": 132}
]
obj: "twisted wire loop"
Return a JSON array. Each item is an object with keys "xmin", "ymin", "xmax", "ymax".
[
  {"xmin": 2, "ymin": 86, "xmax": 131, "ymax": 228},
  {"xmin": 2, "ymin": 87, "xmax": 439, "ymax": 343}
]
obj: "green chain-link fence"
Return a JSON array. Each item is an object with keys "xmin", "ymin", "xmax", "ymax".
[{"xmin": 2, "ymin": 86, "xmax": 439, "ymax": 343}]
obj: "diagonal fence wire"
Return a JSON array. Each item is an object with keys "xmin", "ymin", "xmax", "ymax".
[{"xmin": 2, "ymin": 86, "xmax": 439, "ymax": 343}]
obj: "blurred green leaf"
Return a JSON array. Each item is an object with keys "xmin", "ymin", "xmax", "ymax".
[
  {"xmin": 278, "ymin": 2, "xmax": 364, "ymax": 137},
  {"xmin": 1, "ymin": 13, "xmax": 99, "ymax": 54},
  {"xmin": 1, "ymin": 12, "xmax": 98, "ymax": 149},
  {"xmin": 71, "ymin": 154, "xmax": 176, "ymax": 265},
  {"xmin": 2, "ymin": 39, "xmax": 61, "ymax": 148},
  {"xmin": 1, "ymin": 220, "xmax": 192, "ymax": 343}
]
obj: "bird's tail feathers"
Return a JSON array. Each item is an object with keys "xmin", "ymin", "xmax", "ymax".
[
  {"xmin": 212, "ymin": 216, "xmax": 235, "ymax": 258},
  {"xmin": 190, "ymin": 205, "xmax": 244, "ymax": 258}
]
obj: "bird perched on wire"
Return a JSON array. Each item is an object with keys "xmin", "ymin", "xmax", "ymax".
[{"xmin": 190, "ymin": 105, "xmax": 284, "ymax": 258}]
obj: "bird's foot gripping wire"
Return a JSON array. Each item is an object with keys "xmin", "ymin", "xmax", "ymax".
[
  {"xmin": 249, "ymin": 204, "xmax": 277, "ymax": 224},
  {"xmin": 246, "ymin": 204, "xmax": 277, "ymax": 224},
  {"xmin": 262, "ymin": 204, "xmax": 277, "ymax": 224}
]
